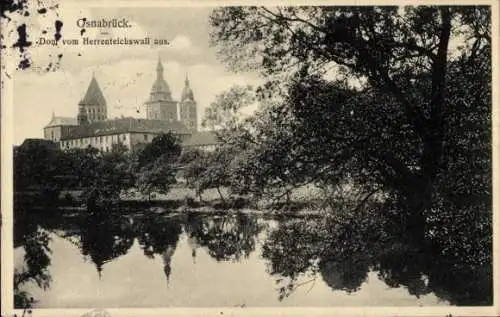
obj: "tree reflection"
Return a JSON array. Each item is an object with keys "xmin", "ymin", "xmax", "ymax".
[
  {"xmin": 183, "ymin": 213, "xmax": 263, "ymax": 262},
  {"xmin": 374, "ymin": 243, "xmax": 433, "ymax": 298},
  {"xmin": 262, "ymin": 206, "xmax": 492, "ymax": 305},
  {"xmin": 78, "ymin": 207, "xmax": 135, "ymax": 277},
  {"xmin": 13, "ymin": 208, "xmax": 52, "ymax": 309},
  {"xmin": 318, "ymin": 257, "xmax": 370, "ymax": 294},
  {"xmin": 136, "ymin": 213, "xmax": 183, "ymax": 283},
  {"xmin": 13, "ymin": 205, "xmax": 490, "ymax": 306}
]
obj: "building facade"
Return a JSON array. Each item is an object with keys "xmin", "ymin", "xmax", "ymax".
[
  {"xmin": 44, "ymin": 57, "xmax": 215, "ymax": 152},
  {"xmin": 58, "ymin": 118, "xmax": 192, "ymax": 152}
]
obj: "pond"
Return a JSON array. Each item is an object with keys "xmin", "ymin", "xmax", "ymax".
[{"xmin": 13, "ymin": 208, "xmax": 487, "ymax": 308}]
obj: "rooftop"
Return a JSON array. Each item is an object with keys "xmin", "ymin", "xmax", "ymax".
[
  {"xmin": 45, "ymin": 116, "xmax": 78, "ymax": 128},
  {"xmin": 60, "ymin": 118, "xmax": 190, "ymax": 140}
]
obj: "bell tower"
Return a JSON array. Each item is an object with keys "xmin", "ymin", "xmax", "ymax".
[
  {"xmin": 145, "ymin": 56, "xmax": 178, "ymax": 122},
  {"xmin": 78, "ymin": 72, "xmax": 107, "ymax": 125},
  {"xmin": 178, "ymin": 73, "xmax": 198, "ymax": 132}
]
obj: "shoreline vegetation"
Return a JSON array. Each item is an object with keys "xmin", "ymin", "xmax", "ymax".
[{"xmin": 14, "ymin": 184, "xmax": 333, "ymax": 217}]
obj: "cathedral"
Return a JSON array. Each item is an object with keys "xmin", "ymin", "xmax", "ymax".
[{"xmin": 44, "ymin": 57, "xmax": 218, "ymax": 152}]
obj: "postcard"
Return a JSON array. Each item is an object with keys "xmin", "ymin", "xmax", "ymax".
[{"xmin": 1, "ymin": 0, "xmax": 499, "ymax": 316}]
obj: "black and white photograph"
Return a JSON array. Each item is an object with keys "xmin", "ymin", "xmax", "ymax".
[{"xmin": 0, "ymin": 0, "xmax": 498, "ymax": 315}]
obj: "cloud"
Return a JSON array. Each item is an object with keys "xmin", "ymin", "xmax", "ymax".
[{"xmin": 169, "ymin": 35, "xmax": 193, "ymax": 51}]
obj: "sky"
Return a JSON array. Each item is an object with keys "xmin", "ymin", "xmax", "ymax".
[
  {"xmin": 3, "ymin": 2, "xmax": 482, "ymax": 145},
  {"xmin": 4, "ymin": 1, "xmax": 262, "ymax": 145}
]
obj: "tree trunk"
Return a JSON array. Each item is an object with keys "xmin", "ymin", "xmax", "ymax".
[
  {"xmin": 217, "ymin": 187, "xmax": 226, "ymax": 202},
  {"xmin": 400, "ymin": 174, "xmax": 433, "ymax": 247}
]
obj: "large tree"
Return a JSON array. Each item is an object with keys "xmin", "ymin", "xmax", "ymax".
[{"xmin": 209, "ymin": 5, "xmax": 491, "ymax": 239}]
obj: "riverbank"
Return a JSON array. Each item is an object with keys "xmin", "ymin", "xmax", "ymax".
[{"xmin": 14, "ymin": 184, "xmax": 330, "ymax": 217}]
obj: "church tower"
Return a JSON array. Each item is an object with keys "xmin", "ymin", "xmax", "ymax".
[
  {"xmin": 145, "ymin": 56, "xmax": 178, "ymax": 122},
  {"xmin": 178, "ymin": 73, "xmax": 198, "ymax": 132},
  {"xmin": 77, "ymin": 73, "xmax": 107, "ymax": 125}
]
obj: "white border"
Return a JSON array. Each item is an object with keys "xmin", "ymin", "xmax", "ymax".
[{"xmin": 1, "ymin": 0, "xmax": 499, "ymax": 316}]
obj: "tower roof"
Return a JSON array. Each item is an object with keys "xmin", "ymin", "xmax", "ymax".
[
  {"xmin": 149, "ymin": 57, "xmax": 172, "ymax": 101},
  {"xmin": 181, "ymin": 73, "xmax": 194, "ymax": 102},
  {"xmin": 80, "ymin": 74, "xmax": 107, "ymax": 106}
]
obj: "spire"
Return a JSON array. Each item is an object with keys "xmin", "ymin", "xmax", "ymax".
[
  {"xmin": 164, "ymin": 263, "xmax": 171, "ymax": 286},
  {"xmin": 181, "ymin": 72, "xmax": 194, "ymax": 102},
  {"xmin": 187, "ymin": 235, "xmax": 198, "ymax": 264},
  {"xmin": 156, "ymin": 55, "xmax": 164, "ymax": 76},
  {"xmin": 162, "ymin": 247, "xmax": 175, "ymax": 287},
  {"xmin": 51, "ymin": 110, "xmax": 55, "ymax": 119}
]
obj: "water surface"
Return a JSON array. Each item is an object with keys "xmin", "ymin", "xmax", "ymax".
[{"xmin": 14, "ymin": 210, "xmax": 454, "ymax": 307}]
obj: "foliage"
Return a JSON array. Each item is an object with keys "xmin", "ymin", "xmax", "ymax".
[
  {"xmin": 14, "ymin": 142, "xmax": 136, "ymax": 207},
  {"xmin": 13, "ymin": 142, "xmax": 68, "ymax": 204},
  {"xmin": 182, "ymin": 150, "xmax": 209, "ymax": 200},
  {"xmin": 202, "ymin": 85, "xmax": 255, "ymax": 132},
  {"xmin": 178, "ymin": 147, "xmax": 204, "ymax": 166},
  {"xmin": 135, "ymin": 133, "xmax": 182, "ymax": 200},
  {"xmin": 136, "ymin": 156, "xmax": 178, "ymax": 201},
  {"xmin": 182, "ymin": 86, "xmax": 258, "ymax": 201},
  {"xmin": 74, "ymin": 146, "xmax": 135, "ymax": 207},
  {"xmin": 137, "ymin": 132, "xmax": 182, "ymax": 168}
]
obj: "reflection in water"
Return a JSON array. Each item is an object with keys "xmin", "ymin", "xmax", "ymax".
[
  {"xmin": 13, "ymin": 208, "xmax": 53, "ymax": 309},
  {"xmin": 184, "ymin": 213, "xmax": 264, "ymax": 262},
  {"xmin": 78, "ymin": 208, "xmax": 135, "ymax": 277},
  {"xmin": 13, "ymin": 206, "xmax": 491, "ymax": 307},
  {"xmin": 261, "ymin": 212, "xmax": 492, "ymax": 305},
  {"xmin": 136, "ymin": 213, "xmax": 183, "ymax": 283},
  {"xmin": 319, "ymin": 257, "xmax": 370, "ymax": 294}
]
